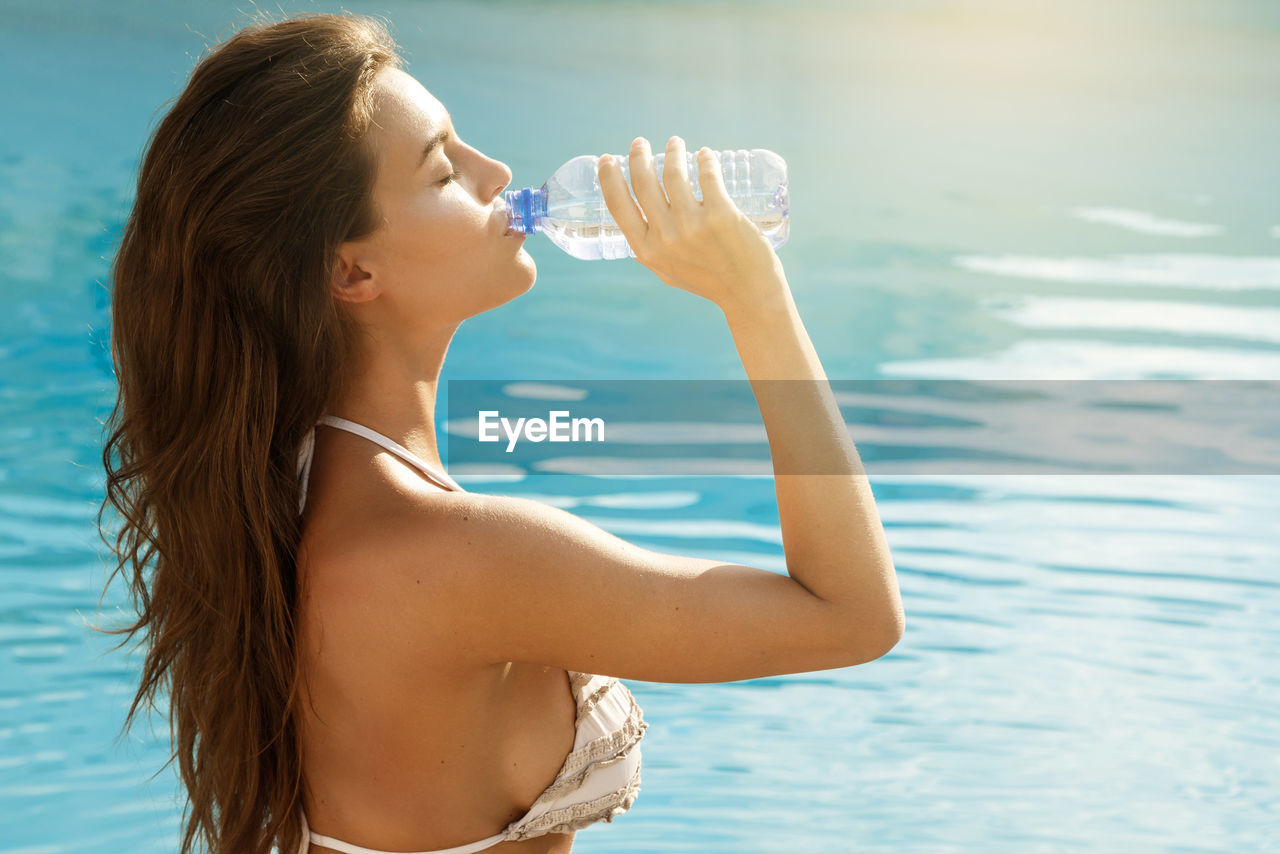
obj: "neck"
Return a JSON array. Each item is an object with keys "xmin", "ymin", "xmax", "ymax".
[{"xmin": 328, "ymin": 323, "xmax": 459, "ymax": 472}]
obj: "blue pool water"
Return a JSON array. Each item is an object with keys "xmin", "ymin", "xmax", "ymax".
[{"xmin": 1, "ymin": 1, "xmax": 1278, "ymax": 851}]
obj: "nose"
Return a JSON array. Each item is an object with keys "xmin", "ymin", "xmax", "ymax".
[{"xmin": 489, "ymin": 158, "xmax": 513, "ymax": 203}]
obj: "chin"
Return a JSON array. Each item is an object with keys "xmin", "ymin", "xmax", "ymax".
[
  {"xmin": 474, "ymin": 261, "xmax": 537, "ymax": 316},
  {"xmin": 510, "ymin": 253, "xmax": 537, "ymax": 297}
]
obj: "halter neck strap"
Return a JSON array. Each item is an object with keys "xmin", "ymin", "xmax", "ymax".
[{"xmin": 316, "ymin": 415, "xmax": 462, "ymax": 493}]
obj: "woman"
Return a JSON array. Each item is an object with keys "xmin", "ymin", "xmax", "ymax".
[{"xmin": 100, "ymin": 12, "xmax": 905, "ymax": 854}]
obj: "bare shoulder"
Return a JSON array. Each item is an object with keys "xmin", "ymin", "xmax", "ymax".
[
  {"xmin": 294, "ymin": 442, "xmax": 485, "ymax": 672},
  {"xmin": 298, "ymin": 491, "xmax": 561, "ymax": 674}
]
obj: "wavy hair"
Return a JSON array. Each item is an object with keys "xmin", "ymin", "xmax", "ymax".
[{"xmin": 97, "ymin": 13, "xmax": 401, "ymax": 854}]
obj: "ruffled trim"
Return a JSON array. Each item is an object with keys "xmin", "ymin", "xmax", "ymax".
[
  {"xmin": 545, "ymin": 681, "xmax": 650, "ymax": 793},
  {"xmin": 505, "ymin": 759, "xmax": 644, "ymax": 841},
  {"xmin": 567, "ymin": 670, "xmax": 594, "ymax": 700},
  {"xmin": 535, "ymin": 701, "xmax": 647, "ymax": 805},
  {"xmin": 575, "ymin": 679, "xmax": 616, "ymax": 727},
  {"xmin": 501, "ymin": 676, "xmax": 649, "ymax": 841}
]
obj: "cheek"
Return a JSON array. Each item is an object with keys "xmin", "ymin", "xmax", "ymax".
[
  {"xmin": 400, "ymin": 191, "xmax": 488, "ymax": 252},
  {"xmin": 386, "ymin": 198, "xmax": 499, "ymax": 298},
  {"xmin": 384, "ymin": 195, "xmax": 462, "ymax": 264}
]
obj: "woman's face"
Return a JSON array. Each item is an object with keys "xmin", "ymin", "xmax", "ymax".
[{"xmin": 337, "ymin": 68, "xmax": 535, "ymax": 334}]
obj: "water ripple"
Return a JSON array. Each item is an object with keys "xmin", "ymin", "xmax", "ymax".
[
  {"xmin": 1067, "ymin": 207, "xmax": 1224, "ymax": 238},
  {"xmin": 954, "ymin": 253, "xmax": 1280, "ymax": 290}
]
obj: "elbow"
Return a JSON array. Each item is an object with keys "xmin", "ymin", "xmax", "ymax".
[
  {"xmin": 879, "ymin": 604, "xmax": 907, "ymax": 654},
  {"xmin": 877, "ymin": 621, "xmax": 905, "ymax": 658},
  {"xmin": 874, "ymin": 586, "xmax": 907, "ymax": 654},
  {"xmin": 857, "ymin": 608, "xmax": 906, "ymax": 663},
  {"xmin": 862, "ymin": 626, "xmax": 903, "ymax": 663},
  {"xmin": 823, "ymin": 583, "xmax": 906, "ymax": 664}
]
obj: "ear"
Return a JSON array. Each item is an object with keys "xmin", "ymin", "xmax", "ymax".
[{"xmin": 331, "ymin": 242, "xmax": 380, "ymax": 304}]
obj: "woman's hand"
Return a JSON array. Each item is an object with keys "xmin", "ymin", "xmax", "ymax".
[{"xmin": 597, "ymin": 136, "xmax": 788, "ymax": 316}]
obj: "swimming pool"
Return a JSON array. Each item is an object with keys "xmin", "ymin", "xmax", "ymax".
[{"xmin": 1, "ymin": 0, "xmax": 1277, "ymax": 851}]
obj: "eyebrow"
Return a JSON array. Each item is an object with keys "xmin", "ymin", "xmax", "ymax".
[{"xmin": 419, "ymin": 127, "xmax": 452, "ymax": 166}]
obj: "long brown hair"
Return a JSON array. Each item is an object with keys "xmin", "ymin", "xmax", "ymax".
[{"xmin": 97, "ymin": 13, "xmax": 401, "ymax": 854}]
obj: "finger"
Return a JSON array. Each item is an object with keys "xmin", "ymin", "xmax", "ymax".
[
  {"xmin": 696, "ymin": 147, "xmax": 732, "ymax": 212},
  {"xmin": 661, "ymin": 135, "xmax": 697, "ymax": 211},
  {"xmin": 627, "ymin": 137, "xmax": 671, "ymax": 225},
  {"xmin": 597, "ymin": 152, "xmax": 649, "ymax": 242}
]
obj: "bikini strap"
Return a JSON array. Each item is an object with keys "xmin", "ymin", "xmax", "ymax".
[
  {"xmin": 317, "ymin": 414, "xmax": 463, "ymax": 493},
  {"xmin": 299, "ymin": 809, "xmax": 508, "ymax": 854}
]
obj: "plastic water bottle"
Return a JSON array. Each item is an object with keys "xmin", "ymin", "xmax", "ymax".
[{"xmin": 502, "ymin": 149, "xmax": 790, "ymax": 261}]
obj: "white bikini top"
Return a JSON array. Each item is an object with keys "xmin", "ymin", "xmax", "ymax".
[{"xmin": 297, "ymin": 667, "xmax": 647, "ymax": 854}]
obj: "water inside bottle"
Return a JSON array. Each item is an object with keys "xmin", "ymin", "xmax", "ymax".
[{"xmin": 542, "ymin": 202, "xmax": 789, "ymax": 260}]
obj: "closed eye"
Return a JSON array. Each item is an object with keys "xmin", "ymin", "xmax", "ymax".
[{"xmin": 440, "ymin": 168, "xmax": 462, "ymax": 185}]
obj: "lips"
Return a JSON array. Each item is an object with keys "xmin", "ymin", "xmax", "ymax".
[{"xmin": 495, "ymin": 197, "xmax": 515, "ymax": 236}]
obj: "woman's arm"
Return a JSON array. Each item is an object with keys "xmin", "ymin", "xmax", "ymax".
[
  {"xmin": 721, "ymin": 277, "xmax": 904, "ymax": 647},
  {"xmin": 330, "ymin": 490, "xmax": 897, "ymax": 684},
  {"xmin": 592, "ymin": 133, "xmax": 903, "ymax": 650}
]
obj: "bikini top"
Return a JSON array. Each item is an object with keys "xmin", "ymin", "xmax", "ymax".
[{"xmin": 293, "ymin": 415, "xmax": 649, "ymax": 854}]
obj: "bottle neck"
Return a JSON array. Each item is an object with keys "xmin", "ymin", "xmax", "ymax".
[{"xmin": 503, "ymin": 186, "xmax": 546, "ymax": 235}]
